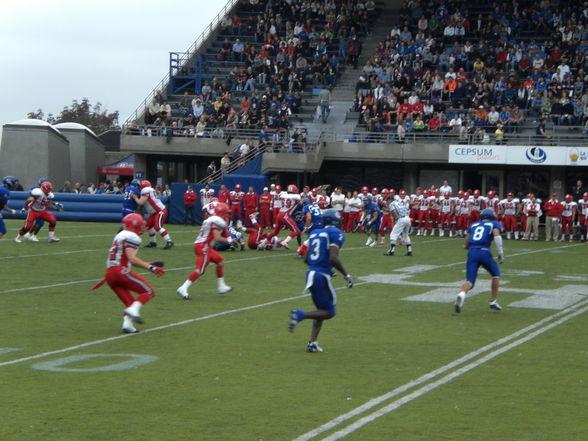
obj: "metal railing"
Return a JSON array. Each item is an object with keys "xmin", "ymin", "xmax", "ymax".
[
  {"xmin": 317, "ymin": 128, "xmax": 588, "ymax": 146},
  {"xmin": 197, "ymin": 145, "xmax": 265, "ymax": 184},
  {"xmin": 122, "ymin": 0, "xmax": 239, "ymax": 127}
]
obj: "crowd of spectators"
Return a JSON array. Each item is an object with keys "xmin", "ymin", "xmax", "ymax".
[
  {"xmin": 354, "ymin": 0, "xmax": 588, "ymax": 143},
  {"xmin": 127, "ymin": 0, "xmax": 376, "ymax": 151},
  {"xmin": 60, "ymin": 180, "xmax": 172, "ymax": 197}
]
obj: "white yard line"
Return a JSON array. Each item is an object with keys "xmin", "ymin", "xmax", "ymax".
[
  {"xmin": 318, "ymin": 301, "xmax": 588, "ymax": 441},
  {"xmin": 0, "ymin": 282, "xmax": 368, "ymax": 368}
]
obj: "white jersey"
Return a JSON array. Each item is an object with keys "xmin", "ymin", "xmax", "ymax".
[
  {"xmin": 525, "ymin": 201, "xmax": 542, "ymax": 217},
  {"xmin": 390, "ymin": 198, "xmax": 410, "ymax": 218},
  {"xmin": 330, "ymin": 193, "xmax": 345, "ymax": 210},
  {"xmin": 29, "ymin": 188, "xmax": 54, "ymax": 212},
  {"xmin": 457, "ymin": 198, "xmax": 470, "ymax": 215},
  {"xmin": 417, "ymin": 195, "xmax": 430, "ymax": 211},
  {"xmin": 348, "ymin": 197, "xmax": 362, "ymax": 212},
  {"xmin": 486, "ymin": 196, "xmax": 500, "ymax": 213},
  {"xmin": 106, "ymin": 230, "xmax": 141, "ymax": 270},
  {"xmin": 500, "ymin": 198, "xmax": 519, "ymax": 216},
  {"xmin": 279, "ymin": 193, "xmax": 301, "ymax": 215},
  {"xmin": 577, "ymin": 199, "xmax": 588, "ymax": 216},
  {"xmin": 195, "ymin": 215, "xmax": 227, "ymax": 245},
  {"xmin": 429, "ymin": 196, "xmax": 440, "ymax": 210},
  {"xmin": 200, "ymin": 188, "xmax": 215, "ymax": 205},
  {"xmin": 440, "ymin": 197, "xmax": 454, "ymax": 214},
  {"xmin": 469, "ymin": 196, "xmax": 484, "ymax": 212},
  {"xmin": 272, "ymin": 191, "xmax": 282, "ymax": 209},
  {"xmin": 561, "ymin": 201, "xmax": 577, "ymax": 217},
  {"xmin": 141, "ymin": 186, "xmax": 166, "ymax": 214},
  {"xmin": 204, "ymin": 200, "xmax": 219, "ymax": 215}
]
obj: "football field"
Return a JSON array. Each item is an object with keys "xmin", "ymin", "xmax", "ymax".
[{"xmin": 0, "ymin": 219, "xmax": 587, "ymax": 441}]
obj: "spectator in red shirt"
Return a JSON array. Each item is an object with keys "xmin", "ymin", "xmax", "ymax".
[
  {"xmin": 427, "ymin": 112, "xmax": 441, "ymax": 131},
  {"xmin": 183, "ymin": 185, "xmax": 197, "ymax": 225},
  {"xmin": 543, "ymin": 193, "xmax": 563, "ymax": 241},
  {"xmin": 243, "ymin": 186, "xmax": 259, "ymax": 226},
  {"xmin": 218, "ymin": 184, "xmax": 230, "ymax": 204},
  {"xmin": 411, "ymin": 98, "xmax": 424, "ymax": 115},
  {"xmin": 259, "ymin": 187, "xmax": 273, "ymax": 229}
]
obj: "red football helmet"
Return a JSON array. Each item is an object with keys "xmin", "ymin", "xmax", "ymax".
[
  {"xmin": 140, "ymin": 180, "xmax": 151, "ymax": 189},
  {"xmin": 312, "ymin": 188, "xmax": 318, "ymax": 196},
  {"xmin": 457, "ymin": 190, "xmax": 464, "ymax": 198},
  {"xmin": 390, "ymin": 188, "xmax": 396, "ymax": 195},
  {"xmin": 122, "ymin": 213, "xmax": 145, "ymax": 235},
  {"xmin": 361, "ymin": 186, "xmax": 368, "ymax": 194},
  {"xmin": 434, "ymin": 189, "xmax": 441, "ymax": 197},
  {"xmin": 399, "ymin": 190, "xmax": 407, "ymax": 197},
  {"xmin": 487, "ymin": 190, "xmax": 495, "ymax": 199},
  {"xmin": 473, "ymin": 189, "xmax": 480, "ymax": 197},
  {"xmin": 210, "ymin": 197, "xmax": 218, "ymax": 203},
  {"xmin": 214, "ymin": 202, "xmax": 230, "ymax": 219},
  {"xmin": 584, "ymin": 192, "xmax": 588, "ymax": 201},
  {"xmin": 444, "ymin": 191, "xmax": 451, "ymax": 198},
  {"xmin": 463, "ymin": 192, "xmax": 470, "ymax": 199},
  {"xmin": 507, "ymin": 192, "xmax": 514, "ymax": 199},
  {"xmin": 235, "ymin": 184, "xmax": 242, "ymax": 191},
  {"xmin": 287, "ymin": 184, "xmax": 299, "ymax": 193},
  {"xmin": 371, "ymin": 187, "xmax": 379, "ymax": 195},
  {"xmin": 564, "ymin": 194, "xmax": 573, "ymax": 203},
  {"xmin": 275, "ymin": 185, "xmax": 282, "ymax": 193},
  {"xmin": 381, "ymin": 188, "xmax": 390, "ymax": 195},
  {"xmin": 40, "ymin": 181, "xmax": 53, "ymax": 194}
]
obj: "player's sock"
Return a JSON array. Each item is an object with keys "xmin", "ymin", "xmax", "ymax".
[
  {"xmin": 217, "ymin": 277, "xmax": 232, "ymax": 293},
  {"xmin": 514, "ymin": 231, "xmax": 519, "ymax": 240},
  {"xmin": 159, "ymin": 229, "xmax": 171, "ymax": 241},
  {"xmin": 406, "ymin": 244, "xmax": 413, "ymax": 255},
  {"xmin": 216, "ymin": 266, "xmax": 224, "ymax": 278},
  {"xmin": 48, "ymin": 231, "xmax": 55, "ymax": 239},
  {"xmin": 124, "ymin": 301, "xmax": 143, "ymax": 322},
  {"xmin": 136, "ymin": 292, "xmax": 152, "ymax": 305},
  {"xmin": 283, "ymin": 236, "xmax": 292, "ymax": 244}
]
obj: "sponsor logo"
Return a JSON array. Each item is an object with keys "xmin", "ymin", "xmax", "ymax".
[
  {"xmin": 452, "ymin": 147, "xmax": 501, "ymax": 161},
  {"xmin": 570, "ymin": 148, "xmax": 579, "ymax": 162},
  {"xmin": 525, "ymin": 147, "xmax": 547, "ymax": 164}
]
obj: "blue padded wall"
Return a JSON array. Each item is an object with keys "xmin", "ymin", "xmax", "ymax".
[{"xmin": 3, "ymin": 191, "xmax": 169, "ymax": 223}]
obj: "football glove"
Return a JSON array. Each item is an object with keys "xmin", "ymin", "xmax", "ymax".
[
  {"xmin": 149, "ymin": 260, "xmax": 165, "ymax": 268},
  {"xmin": 55, "ymin": 202, "xmax": 64, "ymax": 211},
  {"xmin": 345, "ymin": 274, "xmax": 354, "ymax": 288},
  {"xmin": 148, "ymin": 265, "xmax": 165, "ymax": 276},
  {"xmin": 497, "ymin": 253, "xmax": 505, "ymax": 264},
  {"xmin": 20, "ymin": 208, "xmax": 27, "ymax": 214}
]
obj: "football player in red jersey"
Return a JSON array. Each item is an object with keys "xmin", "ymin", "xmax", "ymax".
[
  {"xmin": 499, "ymin": 192, "xmax": 520, "ymax": 240},
  {"xmin": 456, "ymin": 191, "xmax": 471, "ymax": 237},
  {"xmin": 94, "ymin": 213, "xmax": 165, "ymax": 333},
  {"xmin": 15, "ymin": 181, "xmax": 63, "ymax": 243},
  {"xmin": 578, "ymin": 192, "xmax": 588, "ymax": 242},
  {"xmin": 439, "ymin": 191, "xmax": 455, "ymax": 237},
  {"xmin": 468, "ymin": 189, "xmax": 483, "ymax": 225},
  {"xmin": 560, "ymin": 194, "xmax": 577, "ymax": 242},
  {"xmin": 272, "ymin": 184, "xmax": 283, "ymax": 223},
  {"xmin": 258, "ymin": 187, "xmax": 272, "ymax": 228},
  {"xmin": 229, "ymin": 184, "xmax": 245, "ymax": 227},
  {"xmin": 133, "ymin": 180, "xmax": 174, "ymax": 249},
  {"xmin": 416, "ymin": 190, "xmax": 431, "ymax": 236},
  {"xmin": 266, "ymin": 184, "xmax": 302, "ymax": 248},
  {"xmin": 243, "ymin": 186, "xmax": 259, "ymax": 226},
  {"xmin": 244, "ymin": 213, "xmax": 283, "ymax": 250},
  {"xmin": 176, "ymin": 203, "xmax": 234, "ymax": 300}
]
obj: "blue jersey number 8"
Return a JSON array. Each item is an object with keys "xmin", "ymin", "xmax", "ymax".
[{"xmin": 472, "ymin": 225, "xmax": 485, "ymax": 241}]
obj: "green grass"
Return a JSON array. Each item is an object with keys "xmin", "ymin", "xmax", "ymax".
[{"xmin": 0, "ymin": 220, "xmax": 587, "ymax": 441}]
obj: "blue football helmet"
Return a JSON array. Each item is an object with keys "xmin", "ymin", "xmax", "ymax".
[
  {"xmin": 322, "ymin": 209, "xmax": 341, "ymax": 227},
  {"xmin": 363, "ymin": 194, "xmax": 372, "ymax": 205},
  {"xmin": 2, "ymin": 176, "xmax": 17, "ymax": 190},
  {"xmin": 480, "ymin": 208, "xmax": 496, "ymax": 220},
  {"xmin": 302, "ymin": 198, "xmax": 311, "ymax": 206},
  {"xmin": 131, "ymin": 179, "xmax": 141, "ymax": 187}
]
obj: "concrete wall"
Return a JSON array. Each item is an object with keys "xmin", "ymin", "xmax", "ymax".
[
  {"xmin": 58, "ymin": 128, "xmax": 105, "ymax": 185},
  {"xmin": 121, "ymin": 134, "xmax": 231, "ymax": 157},
  {"xmin": 324, "ymin": 142, "xmax": 448, "ymax": 163},
  {"xmin": 0, "ymin": 124, "xmax": 71, "ymax": 188}
]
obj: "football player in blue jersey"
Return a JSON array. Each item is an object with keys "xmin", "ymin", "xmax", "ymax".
[
  {"xmin": 296, "ymin": 198, "xmax": 324, "ymax": 257},
  {"xmin": 215, "ymin": 226, "xmax": 245, "ymax": 251},
  {"xmin": 362, "ymin": 194, "xmax": 382, "ymax": 247},
  {"xmin": 455, "ymin": 208, "xmax": 505, "ymax": 313},
  {"xmin": 288, "ymin": 209, "xmax": 353, "ymax": 353},
  {"xmin": 122, "ymin": 180, "xmax": 141, "ymax": 218},
  {"xmin": 0, "ymin": 176, "xmax": 18, "ymax": 239}
]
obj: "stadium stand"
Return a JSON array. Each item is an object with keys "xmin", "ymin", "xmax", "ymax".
[{"xmin": 348, "ymin": 0, "xmax": 588, "ymax": 144}]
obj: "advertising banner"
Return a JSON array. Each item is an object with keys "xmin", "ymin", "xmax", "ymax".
[{"xmin": 449, "ymin": 145, "xmax": 588, "ymax": 167}]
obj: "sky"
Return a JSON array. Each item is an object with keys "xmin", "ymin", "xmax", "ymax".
[{"xmin": 0, "ymin": 0, "xmax": 222, "ymax": 126}]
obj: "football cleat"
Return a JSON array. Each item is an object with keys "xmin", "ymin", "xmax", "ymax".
[
  {"xmin": 218, "ymin": 284, "xmax": 233, "ymax": 294},
  {"xmin": 26, "ymin": 234, "xmax": 39, "ymax": 242},
  {"xmin": 289, "ymin": 309, "xmax": 303, "ymax": 332},
  {"xmin": 306, "ymin": 341, "xmax": 324, "ymax": 353},
  {"xmin": 14, "ymin": 236, "xmax": 22, "ymax": 243},
  {"xmin": 454, "ymin": 292, "xmax": 465, "ymax": 313},
  {"xmin": 369, "ymin": 240, "xmax": 376, "ymax": 248},
  {"xmin": 406, "ymin": 251, "xmax": 413, "ymax": 256},
  {"xmin": 279, "ymin": 239, "xmax": 289, "ymax": 249},
  {"xmin": 145, "ymin": 242, "xmax": 157, "ymax": 248},
  {"xmin": 489, "ymin": 301, "xmax": 502, "ymax": 311},
  {"xmin": 163, "ymin": 241, "xmax": 174, "ymax": 250},
  {"xmin": 122, "ymin": 325, "xmax": 139, "ymax": 334},
  {"xmin": 176, "ymin": 287, "xmax": 192, "ymax": 300},
  {"xmin": 384, "ymin": 249, "xmax": 395, "ymax": 256},
  {"xmin": 48, "ymin": 237, "xmax": 60, "ymax": 243},
  {"xmin": 123, "ymin": 308, "xmax": 143, "ymax": 324}
]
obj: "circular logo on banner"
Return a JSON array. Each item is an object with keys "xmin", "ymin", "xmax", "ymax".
[
  {"xmin": 526, "ymin": 147, "xmax": 547, "ymax": 164},
  {"xmin": 569, "ymin": 148, "xmax": 579, "ymax": 162}
]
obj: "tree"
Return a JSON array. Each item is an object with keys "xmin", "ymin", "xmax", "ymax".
[{"xmin": 27, "ymin": 98, "xmax": 119, "ymax": 134}]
